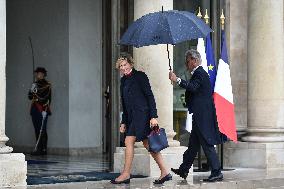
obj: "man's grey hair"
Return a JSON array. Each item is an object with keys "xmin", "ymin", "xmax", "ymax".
[{"xmin": 185, "ymin": 49, "xmax": 202, "ymax": 65}]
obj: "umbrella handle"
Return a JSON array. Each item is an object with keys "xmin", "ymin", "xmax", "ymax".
[
  {"xmin": 166, "ymin": 44, "xmax": 173, "ymax": 85},
  {"xmin": 167, "ymin": 44, "xmax": 172, "ymax": 71}
]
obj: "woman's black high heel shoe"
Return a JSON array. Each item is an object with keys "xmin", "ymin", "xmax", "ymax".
[
  {"xmin": 153, "ymin": 173, "xmax": 172, "ymax": 184},
  {"xmin": 110, "ymin": 178, "xmax": 130, "ymax": 184}
]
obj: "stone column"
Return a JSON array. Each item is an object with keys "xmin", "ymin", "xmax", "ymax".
[
  {"xmin": 133, "ymin": 0, "xmax": 179, "ymax": 147},
  {"xmin": 224, "ymin": 0, "xmax": 284, "ymax": 169},
  {"xmin": 243, "ymin": 0, "xmax": 284, "ymax": 142},
  {"xmin": 114, "ymin": 0, "xmax": 191, "ymax": 180},
  {"xmin": 0, "ymin": 1, "xmax": 12, "ymax": 156},
  {"xmin": 0, "ymin": 0, "xmax": 27, "ymax": 187},
  {"xmin": 226, "ymin": 0, "xmax": 248, "ymax": 136}
]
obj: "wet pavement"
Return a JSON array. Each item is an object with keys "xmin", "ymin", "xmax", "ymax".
[
  {"xmin": 26, "ymin": 168, "xmax": 284, "ymax": 189},
  {"xmin": 22, "ymin": 155, "xmax": 284, "ymax": 189}
]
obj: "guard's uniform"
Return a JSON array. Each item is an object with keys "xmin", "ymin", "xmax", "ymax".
[{"xmin": 28, "ymin": 78, "xmax": 51, "ymax": 155}]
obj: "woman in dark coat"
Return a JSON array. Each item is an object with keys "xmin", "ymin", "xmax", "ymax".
[{"xmin": 111, "ymin": 53, "xmax": 171, "ymax": 184}]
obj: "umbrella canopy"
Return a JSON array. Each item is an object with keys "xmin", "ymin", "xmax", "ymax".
[{"xmin": 120, "ymin": 10, "xmax": 212, "ymax": 48}]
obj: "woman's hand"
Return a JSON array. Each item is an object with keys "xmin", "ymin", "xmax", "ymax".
[
  {"xmin": 120, "ymin": 124, "xmax": 126, "ymax": 133},
  {"xmin": 150, "ymin": 118, "xmax": 158, "ymax": 127}
]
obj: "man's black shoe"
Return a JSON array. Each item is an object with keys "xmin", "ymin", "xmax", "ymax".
[
  {"xmin": 41, "ymin": 150, "xmax": 47, "ymax": 155},
  {"xmin": 203, "ymin": 173, "xmax": 223, "ymax": 182},
  {"xmin": 171, "ymin": 168, "xmax": 188, "ymax": 180},
  {"xmin": 153, "ymin": 173, "xmax": 172, "ymax": 184},
  {"xmin": 31, "ymin": 150, "xmax": 47, "ymax": 156},
  {"xmin": 31, "ymin": 151, "xmax": 41, "ymax": 156}
]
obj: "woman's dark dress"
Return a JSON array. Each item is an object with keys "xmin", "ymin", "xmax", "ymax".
[{"xmin": 120, "ymin": 69, "xmax": 158, "ymax": 142}]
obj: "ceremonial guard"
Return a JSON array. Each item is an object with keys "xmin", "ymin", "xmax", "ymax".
[{"xmin": 28, "ymin": 67, "xmax": 52, "ymax": 155}]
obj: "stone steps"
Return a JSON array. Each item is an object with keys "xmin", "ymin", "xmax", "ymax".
[
  {"xmin": 25, "ymin": 168, "xmax": 284, "ymax": 189},
  {"xmin": 257, "ymin": 187, "xmax": 284, "ymax": 189},
  {"xmin": 258, "ymin": 186, "xmax": 284, "ymax": 189},
  {"xmin": 26, "ymin": 176, "xmax": 284, "ymax": 189},
  {"xmin": 191, "ymin": 178, "xmax": 284, "ymax": 189}
]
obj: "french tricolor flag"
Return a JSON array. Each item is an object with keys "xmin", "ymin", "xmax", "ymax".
[
  {"xmin": 197, "ymin": 38, "xmax": 208, "ymax": 73},
  {"xmin": 213, "ymin": 31, "xmax": 237, "ymax": 142}
]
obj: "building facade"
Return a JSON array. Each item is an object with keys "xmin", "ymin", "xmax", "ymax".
[{"xmin": 0, "ymin": 0, "xmax": 283, "ymax": 187}]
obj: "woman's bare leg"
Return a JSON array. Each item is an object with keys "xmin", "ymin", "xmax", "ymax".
[
  {"xmin": 143, "ymin": 139, "xmax": 169, "ymax": 179},
  {"xmin": 115, "ymin": 136, "xmax": 136, "ymax": 181}
]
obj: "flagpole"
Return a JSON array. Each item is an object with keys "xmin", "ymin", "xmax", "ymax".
[
  {"xmin": 203, "ymin": 8, "xmax": 211, "ymax": 172},
  {"xmin": 195, "ymin": 7, "xmax": 204, "ymax": 172},
  {"xmin": 220, "ymin": 9, "xmax": 225, "ymax": 31},
  {"xmin": 218, "ymin": 10, "xmax": 236, "ymax": 171},
  {"xmin": 204, "ymin": 9, "xmax": 209, "ymax": 24},
  {"xmin": 220, "ymin": 8, "xmax": 225, "ymax": 170}
]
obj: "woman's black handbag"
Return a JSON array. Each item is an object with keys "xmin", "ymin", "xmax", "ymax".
[{"xmin": 147, "ymin": 127, "xmax": 169, "ymax": 153}]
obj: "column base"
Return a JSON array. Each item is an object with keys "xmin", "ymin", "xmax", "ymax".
[
  {"xmin": 224, "ymin": 141, "xmax": 284, "ymax": 169},
  {"xmin": 114, "ymin": 146, "xmax": 193, "ymax": 182},
  {"xmin": 0, "ymin": 153, "xmax": 27, "ymax": 187},
  {"xmin": 242, "ymin": 129, "xmax": 284, "ymax": 142}
]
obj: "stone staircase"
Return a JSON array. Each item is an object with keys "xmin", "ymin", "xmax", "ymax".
[{"xmin": 25, "ymin": 168, "xmax": 284, "ymax": 189}]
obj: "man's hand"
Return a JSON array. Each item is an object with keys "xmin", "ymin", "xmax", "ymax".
[
  {"xmin": 169, "ymin": 71, "xmax": 177, "ymax": 82},
  {"xmin": 42, "ymin": 111, "xmax": 47, "ymax": 118},
  {"xmin": 120, "ymin": 124, "xmax": 126, "ymax": 133},
  {"xmin": 150, "ymin": 118, "xmax": 158, "ymax": 127}
]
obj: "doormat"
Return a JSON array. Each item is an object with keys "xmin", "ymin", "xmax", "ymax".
[
  {"xmin": 27, "ymin": 160, "xmax": 58, "ymax": 165},
  {"xmin": 27, "ymin": 171, "xmax": 146, "ymax": 185}
]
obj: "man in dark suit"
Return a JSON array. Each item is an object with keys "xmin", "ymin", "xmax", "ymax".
[
  {"xmin": 169, "ymin": 49, "xmax": 223, "ymax": 182},
  {"xmin": 28, "ymin": 67, "xmax": 51, "ymax": 155}
]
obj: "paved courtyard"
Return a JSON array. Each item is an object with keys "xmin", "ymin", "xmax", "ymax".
[{"xmin": 16, "ymin": 155, "xmax": 284, "ymax": 189}]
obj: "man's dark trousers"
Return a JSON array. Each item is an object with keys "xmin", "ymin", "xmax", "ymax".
[
  {"xmin": 31, "ymin": 106, "xmax": 48, "ymax": 152},
  {"xmin": 179, "ymin": 118, "xmax": 221, "ymax": 175}
]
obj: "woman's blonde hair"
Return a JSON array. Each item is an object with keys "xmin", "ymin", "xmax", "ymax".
[{"xmin": 115, "ymin": 53, "xmax": 135, "ymax": 69}]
